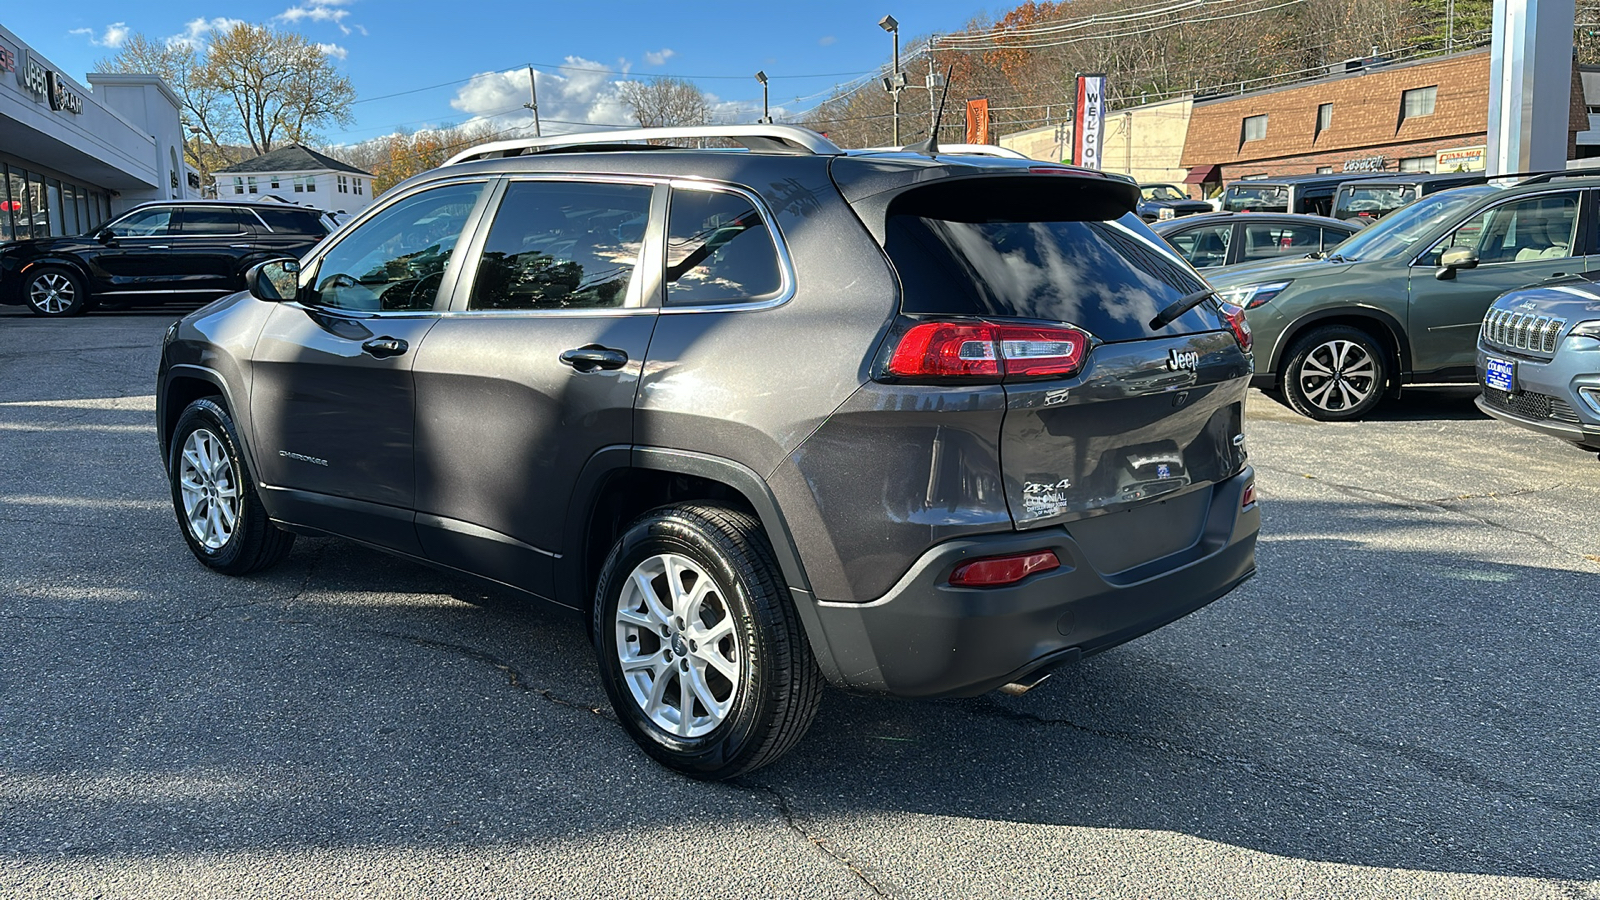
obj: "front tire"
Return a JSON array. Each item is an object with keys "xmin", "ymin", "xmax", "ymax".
[
  {"xmin": 593, "ymin": 504, "xmax": 822, "ymax": 780},
  {"xmin": 24, "ymin": 267, "xmax": 88, "ymax": 317},
  {"xmin": 1280, "ymin": 325, "xmax": 1388, "ymax": 421},
  {"xmin": 167, "ymin": 398, "xmax": 295, "ymax": 575}
]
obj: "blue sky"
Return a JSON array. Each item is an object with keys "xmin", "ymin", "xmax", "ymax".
[{"xmin": 6, "ymin": 0, "xmax": 995, "ymax": 145}]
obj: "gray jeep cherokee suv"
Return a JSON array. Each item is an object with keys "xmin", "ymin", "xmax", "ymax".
[{"xmin": 156, "ymin": 125, "xmax": 1260, "ymax": 779}]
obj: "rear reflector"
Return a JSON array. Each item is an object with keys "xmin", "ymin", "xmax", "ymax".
[
  {"xmin": 1242, "ymin": 483, "xmax": 1257, "ymax": 508},
  {"xmin": 949, "ymin": 550, "xmax": 1061, "ymax": 587},
  {"xmin": 887, "ymin": 321, "xmax": 1089, "ymax": 382}
]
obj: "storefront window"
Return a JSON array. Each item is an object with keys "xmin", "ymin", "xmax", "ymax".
[
  {"xmin": 62, "ymin": 184, "xmax": 80, "ymax": 234},
  {"xmin": 0, "ymin": 164, "xmax": 14, "ymax": 242},
  {"xmin": 28, "ymin": 171, "xmax": 49, "ymax": 239},
  {"xmin": 8, "ymin": 168, "xmax": 32, "ymax": 240},
  {"xmin": 47, "ymin": 179, "xmax": 63, "ymax": 237}
]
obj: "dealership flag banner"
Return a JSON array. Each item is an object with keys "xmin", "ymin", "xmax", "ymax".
[
  {"xmin": 1074, "ymin": 74, "xmax": 1106, "ymax": 169},
  {"xmin": 965, "ymin": 98, "xmax": 990, "ymax": 145}
]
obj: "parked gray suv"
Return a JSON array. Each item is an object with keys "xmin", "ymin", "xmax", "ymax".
[{"xmin": 156, "ymin": 125, "xmax": 1260, "ymax": 779}]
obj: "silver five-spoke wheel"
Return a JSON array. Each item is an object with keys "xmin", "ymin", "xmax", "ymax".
[
  {"xmin": 28, "ymin": 272, "xmax": 78, "ymax": 315},
  {"xmin": 1296, "ymin": 338, "xmax": 1378, "ymax": 414},
  {"xmin": 614, "ymin": 552, "xmax": 740, "ymax": 738},
  {"xmin": 177, "ymin": 427, "xmax": 240, "ymax": 551}
]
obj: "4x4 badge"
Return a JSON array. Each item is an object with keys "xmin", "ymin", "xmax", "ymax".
[{"xmin": 1167, "ymin": 349, "xmax": 1200, "ymax": 372}]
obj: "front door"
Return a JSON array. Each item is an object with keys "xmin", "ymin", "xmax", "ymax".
[
  {"xmin": 90, "ymin": 206, "xmax": 183, "ymax": 293},
  {"xmin": 411, "ymin": 177, "xmax": 661, "ymax": 602},
  {"xmin": 249, "ymin": 179, "xmax": 489, "ymax": 554},
  {"xmin": 1407, "ymin": 190, "xmax": 1592, "ymax": 375}
]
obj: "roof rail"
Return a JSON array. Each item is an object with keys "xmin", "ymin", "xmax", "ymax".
[
  {"xmin": 1510, "ymin": 170, "xmax": 1600, "ymax": 185},
  {"xmin": 443, "ymin": 124, "xmax": 844, "ymax": 165}
]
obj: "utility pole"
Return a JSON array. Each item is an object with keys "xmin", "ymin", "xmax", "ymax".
[
  {"xmin": 926, "ymin": 56, "xmax": 940, "ymax": 134},
  {"xmin": 524, "ymin": 66, "xmax": 542, "ymax": 137},
  {"xmin": 1445, "ymin": 0, "xmax": 1455, "ymax": 52}
]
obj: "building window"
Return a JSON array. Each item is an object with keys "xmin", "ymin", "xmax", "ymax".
[
  {"xmin": 1315, "ymin": 103, "xmax": 1333, "ymax": 140},
  {"xmin": 1401, "ymin": 86, "xmax": 1437, "ymax": 122},
  {"xmin": 246, "ymin": 176, "xmax": 259, "ymax": 194},
  {"xmin": 233, "ymin": 177, "xmax": 244, "ymax": 195},
  {"xmin": 1398, "ymin": 156, "xmax": 1433, "ymax": 173},
  {"xmin": 1316, "ymin": 166, "xmax": 1334, "ymax": 174},
  {"xmin": 1241, "ymin": 115, "xmax": 1268, "ymax": 143},
  {"xmin": 270, "ymin": 177, "xmax": 280, "ymax": 189},
  {"xmin": 337, "ymin": 175, "xmax": 349, "ymax": 194},
  {"xmin": 354, "ymin": 178, "xmax": 364, "ymax": 196}
]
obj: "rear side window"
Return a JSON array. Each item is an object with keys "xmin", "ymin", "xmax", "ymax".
[
  {"xmin": 469, "ymin": 181, "xmax": 652, "ymax": 311},
  {"xmin": 255, "ymin": 207, "xmax": 328, "ymax": 236},
  {"xmin": 1240, "ymin": 221, "xmax": 1320, "ymax": 261},
  {"xmin": 665, "ymin": 188, "xmax": 783, "ymax": 305},
  {"xmin": 884, "ymin": 212, "xmax": 1215, "ymax": 340}
]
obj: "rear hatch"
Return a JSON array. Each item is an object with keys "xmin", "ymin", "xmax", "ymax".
[
  {"xmin": 839, "ymin": 162, "xmax": 1252, "ymax": 572},
  {"xmin": 1334, "ymin": 183, "xmax": 1420, "ymax": 222},
  {"xmin": 1222, "ymin": 183, "xmax": 1289, "ymax": 213}
]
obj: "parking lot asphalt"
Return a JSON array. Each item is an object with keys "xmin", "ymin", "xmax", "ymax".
[{"xmin": 1, "ymin": 303, "xmax": 1597, "ymax": 899}]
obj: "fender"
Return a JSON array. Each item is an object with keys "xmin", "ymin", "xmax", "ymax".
[
  {"xmin": 1266, "ymin": 305, "xmax": 1411, "ymax": 377},
  {"xmin": 18, "ymin": 256, "xmax": 94, "ymax": 290},
  {"xmin": 158, "ymin": 362, "xmax": 261, "ymax": 481}
]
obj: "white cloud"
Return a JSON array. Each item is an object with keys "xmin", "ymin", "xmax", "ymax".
[
  {"xmin": 643, "ymin": 48, "xmax": 675, "ymax": 66},
  {"xmin": 278, "ymin": 0, "xmax": 351, "ymax": 25},
  {"xmin": 166, "ymin": 17, "xmax": 249, "ymax": 51},
  {"xmin": 316, "ymin": 42, "xmax": 348, "ymax": 60},
  {"xmin": 818, "ymin": 35, "xmax": 837, "ymax": 46},
  {"xmin": 69, "ymin": 22, "xmax": 130, "ymax": 48},
  {"xmin": 449, "ymin": 57, "xmax": 639, "ymax": 135}
]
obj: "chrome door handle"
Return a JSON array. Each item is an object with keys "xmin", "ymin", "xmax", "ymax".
[
  {"xmin": 559, "ymin": 346, "xmax": 628, "ymax": 372},
  {"xmin": 361, "ymin": 337, "xmax": 408, "ymax": 358},
  {"xmin": 148, "ymin": 245, "xmax": 169, "ymax": 249}
]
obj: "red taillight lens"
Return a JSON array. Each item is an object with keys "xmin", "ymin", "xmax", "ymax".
[
  {"xmin": 949, "ymin": 550, "xmax": 1061, "ymax": 587},
  {"xmin": 1242, "ymin": 483, "xmax": 1257, "ymax": 508},
  {"xmin": 1219, "ymin": 302, "xmax": 1252, "ymax": 352},
  {"xmin": 887, "ymin": 322, "xmax": 1089, "ymax": 382}
]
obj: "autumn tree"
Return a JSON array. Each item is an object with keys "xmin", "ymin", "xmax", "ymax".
[
  {"xmin": 330, "ymin": 120, "xmax": 504, "ymax": 195},
  {"xmin": 617, "ymin": 77, "xmax": 713, "ymax": 128}
]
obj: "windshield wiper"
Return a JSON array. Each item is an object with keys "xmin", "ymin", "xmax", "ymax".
[{"xmin": 1149, "ymin": 287, "xmax": 1216, "ymax": 331}]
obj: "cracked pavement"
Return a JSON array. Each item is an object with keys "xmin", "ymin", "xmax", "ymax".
[{"xmin": 2, "ymin": 305, "xmax": 1598, "ymax": 899}]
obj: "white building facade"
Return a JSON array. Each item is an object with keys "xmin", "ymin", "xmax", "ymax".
[
  {"xmin": 213, "ymin": 145, "xmax": 375, "ymax": 217},
  {"xmin": 0, "ymin": 23, "xmax": 195, "ymax": 241}
]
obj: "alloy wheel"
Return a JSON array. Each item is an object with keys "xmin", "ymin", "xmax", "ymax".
[
  {"xmin": 1296, "ymin": 339, "xmax": 1377, "ymax": 414},
  {"xmin": 177, "ymin": 428, "xmax": 241, "ymax": 551},
  {"xmin": 614, "ymin": 552, "xmax": 741, "ymax": 738},
  {"xmin": 28, "ymin": 273, "xmax": 77, "ymax": 314}
]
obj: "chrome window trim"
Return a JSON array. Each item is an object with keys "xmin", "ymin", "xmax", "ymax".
[
  {"xmin": 449, "ymin": 174, "xmax": 665, "ymax": 314},
  {"xmin": 244, "ymin": 208, "xmax": 273, "ymax": 233},
  {"xmin": 659, "ymin": 178, "xmax": 796, "ymax": 314},
  {"xmin": 1409, "ymin": 188, "xmax": 1587, "ymax": 269}
]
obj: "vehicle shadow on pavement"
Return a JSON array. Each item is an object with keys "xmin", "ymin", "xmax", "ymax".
[{"xmin": 1248, "ymin": 385, "xmax": 1486, "ymax": 423}]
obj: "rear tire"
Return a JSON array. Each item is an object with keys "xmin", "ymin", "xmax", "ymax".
[
  {"xmin": 592, "ymin": 503, "xmax": 822, "ymax": 780},
  {"xmin": 167, "ymin": 398, "xmax": 295, "ymax": 575},
  {"xmin": 24, "ymin": 267, "xmax": 88, "ymax": 317},
  {"xmin": 1280, "ymin": 325, "xmax": 1388, "ymax": 421}
]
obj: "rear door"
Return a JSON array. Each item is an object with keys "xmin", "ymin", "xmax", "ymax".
[
  {"xmin": 172, "ymin": 206, "xmax": 256, "ymax": 292},
  {"xmin": 410, "ymin": 177, "xmax": 660, "ymax": 602},
  {"xmin": 881, "ymin": 207, "xmax": 1252, "ymax": 575}
]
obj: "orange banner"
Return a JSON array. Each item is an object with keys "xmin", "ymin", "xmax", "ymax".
[{"xmin": 965, "ymin": 98, "xmax": 990, "ymax": 145}]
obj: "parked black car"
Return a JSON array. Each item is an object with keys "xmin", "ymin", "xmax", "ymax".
[
  {"xmin": 1137, "ymin": 183, "xmax": 1213, "ymax": 221},
  {"xmin": 1152, "ymin": 212, "xmax": 1360, "ymax": 269},
  {"xmin": 1220, "ymin": 173, "xmax": 1388, "ymax": 217},
  {"xmin": 155, "ymin": 125, "xmax": 1259, "ymax": 779},
  {"xmin": 0, "ymin": 200, "xmax": 334, "ymax": 317},
  {"xmin": 1332, "ymin": 171, "xmax": 1488, "ymax": 224}
]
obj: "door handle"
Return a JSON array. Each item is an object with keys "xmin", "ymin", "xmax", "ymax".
[
  {"xmin": 148, "ymin": 245, "xmax": 169, "ymax": 249},
  {"xmin": 559, "ymin": 345, "xmax": 628, "ymax": 372},
  {"xmin": 361, "ymin": 337, "xmax": 409, "ymax": 358}
]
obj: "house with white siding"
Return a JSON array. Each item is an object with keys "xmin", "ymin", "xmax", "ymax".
[{"xmin": 213, "ymin": 144, "xmax": 374, "ymax": 216}]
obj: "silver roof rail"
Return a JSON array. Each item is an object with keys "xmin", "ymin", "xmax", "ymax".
[{"xmin": 443, "ymin": 124, "xmax": 844, "ymax": 165}]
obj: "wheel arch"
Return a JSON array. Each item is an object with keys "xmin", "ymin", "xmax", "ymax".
[
  {"xmin": 159, "ymin": 365, "xmax": 256, "ymax": 473},
  {"xmin": 1267, "ymin": 307, "xmax": 1410, "ymax": 386}
]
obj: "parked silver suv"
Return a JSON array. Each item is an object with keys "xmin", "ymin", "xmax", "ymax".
[
  {"xmin": 156, "ymin": 125, "xmax": 1260, "ymax": 778},
  {"xmin": 1477, "ymin": 276, "xmax": 1600, "ymax": 455}
]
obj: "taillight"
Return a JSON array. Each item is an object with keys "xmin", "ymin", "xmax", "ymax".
[
  {"xmin": 1219, "ymin": 302, "xmax": 1252, "ymax": 352},
  {"xmin": 886, "ymin": 321, "xmax": 1090, "ymax": 382},
  {"xmin": 1242, "ymin": 483, "xmax": 1257, "ymax": 508},
  {"xmin": 949, "ymin": 550, "xmax": 1061, "ymax": 587}
]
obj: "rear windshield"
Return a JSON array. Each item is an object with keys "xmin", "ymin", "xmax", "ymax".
[
  {"xmin": 1222, "ymin": 184, "xmax": 1288, "ymax": 212},
  {"xmin": 1334, "ymin": 185, "xmax": 1418, "ymax": 220},
  {"xmin": 884, "ymin": 211, "xmax": 1219, "ymax": 341}
]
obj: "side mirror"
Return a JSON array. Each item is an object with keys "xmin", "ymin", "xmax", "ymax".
[
  {"xmin": 1435, "ymin": 247, "xmax": 1478, "ymax": 280},
  {"xmin": 245, "ymin": 258, "xmax": 300, "ymax": 302},
  {"xmin": 96, "ymin": 228, "xmax": 114, "ymax": 244}
]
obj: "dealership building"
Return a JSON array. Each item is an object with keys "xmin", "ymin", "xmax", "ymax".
[{"xmin": 0, "ymin": 22, "xmax": 195, "ymax": 242}]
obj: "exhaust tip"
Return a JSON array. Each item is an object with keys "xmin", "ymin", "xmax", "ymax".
[{"xmin": 997, "ymin": 671, "xmax": 1054, "ymax": 696}]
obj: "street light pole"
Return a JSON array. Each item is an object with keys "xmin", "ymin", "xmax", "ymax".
[
  {"xmin": 880, "ymin": 15, "xmax": 901, "ymax": 145},
  {"xmin": 755, "ymin": 70, "xmax": 771, "ymax": 124}
]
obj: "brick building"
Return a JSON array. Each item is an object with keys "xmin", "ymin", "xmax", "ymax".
[{"xmin": 1179, "ymin": 49, "xmax": 1588, "ymax": 196}]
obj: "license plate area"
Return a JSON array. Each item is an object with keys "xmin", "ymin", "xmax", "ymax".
[{"xmin": 1484, "ymin": 357, "xmax": 1516, "ymax": 393}]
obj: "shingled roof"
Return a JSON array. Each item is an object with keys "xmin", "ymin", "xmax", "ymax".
[{"xmin": 215, "ymin": 144, "xmax": 371, "ymax": 176}]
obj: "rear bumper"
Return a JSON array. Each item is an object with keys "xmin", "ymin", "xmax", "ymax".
[{"xmin": 808, "ymin": 468, "xmax": 1259, "ymax": 698}]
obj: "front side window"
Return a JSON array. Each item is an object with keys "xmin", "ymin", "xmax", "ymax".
[
  {"xmin": 469, "ymin": 180, "xmax": 652, "ymax": 311},
  {"xmin": 307, "ymin": 181, "xmax": 483, "ymax": 312},
  {"xmin": 1242, "ymin": 115, "xmax": 1267, "ymax": 143},
  {"xmin": 1426, "ymin": 193, "xmax": 1580, "ymax": 266},
  {"xmin": 107, "ymin": 207, "xmax": 176, "ymax": 237},
  {"xmin": 665, "ymin": 188, "xmax": 783, "ymax": 305},
  {"xmin": 1166, "ymin": 223, "xmax": 1232, "ymax": 267},
  {"xmin": 1402, "ymin": 86, "xmax": 1437, "ymax": 122}
]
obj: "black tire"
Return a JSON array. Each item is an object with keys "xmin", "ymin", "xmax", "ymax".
[
  {"xmin": 592, "ymin": 503, "xmax": 822, "ymax": 780},
  {"xmin": 167, "ymin": 398, "xmax": 295, "ymax": 575},
  {"xmin": 1280, "ymin": 325, "xmax": 1388, "ymax": 421},
  {"xmin": 23, "ymin": 267, "xmax": 89, "ymax": 317}
]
